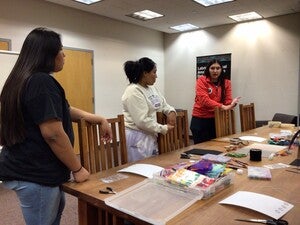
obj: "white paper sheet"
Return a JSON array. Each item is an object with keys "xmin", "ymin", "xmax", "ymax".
[
  {"xmin": 219, "ymin": 191, "xmax": 294, "ymax": 219},
  {"xmin": 239, "ymin": 136, "xmax": 266, "ymax": 142},
  {"xmin": 234, "ymin": 143, "xmax": 286, "ymax": 157},
  {"xmin": 118, "ymin": 163, "xmax": 164, "ymax": 178}
]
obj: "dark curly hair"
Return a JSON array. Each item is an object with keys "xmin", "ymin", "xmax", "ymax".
[{"xmin": 123, "ymin": 57, "xmax": 156, "ymax": 83}]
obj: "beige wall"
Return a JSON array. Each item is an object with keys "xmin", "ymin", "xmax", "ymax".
[
  {"xmin": 164, "ymin": 13, "xmax": 300, "ymax": 130},
  {"xmin": 0, "ymin": 0, "xmax": 165, "ymax": 118},
  {"xmin": 1, "ymin": 0, "xmax": 299, "ymax": 130}
]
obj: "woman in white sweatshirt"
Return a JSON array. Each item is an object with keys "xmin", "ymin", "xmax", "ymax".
[{"xmin": 122, "ymin": 57, "xmax": 176, "ymax": 162}]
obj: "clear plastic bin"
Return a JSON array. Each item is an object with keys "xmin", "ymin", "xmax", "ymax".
[
  {"xmin": 105, "ymin": 179, "xmax": 203, "ymax": 225},
  {"xmin": 152, "ymin": 165, "xmax": 235, "ymax": 199}
]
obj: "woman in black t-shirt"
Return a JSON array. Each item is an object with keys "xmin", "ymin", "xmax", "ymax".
[{"xmin": 0, "ymin": 27, "xmax": 112, "ymax": 225}]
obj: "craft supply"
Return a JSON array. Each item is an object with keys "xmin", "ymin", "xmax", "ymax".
[
  {"xmin": 99, "ymin": 186, "xmax": 117, "ymax": 194},
  {"xmin": 166, "ymin": 168, "xmax": 215, "ymax": 188},
  {"xmin": 230, "ymin": 138, "xmax": 249, "ymax": 146},
  {"xmin": 226, "ymin": 158, "xmax": 248, "ymax": 170},
  {"xmin": 226, "ymin": 164, "xmax": 241, "ymax": 170},
  {"xmin": 225, "ymin": 152, "xmax": 247, "ymax": 158},
  {"xmin": 248, "ymin": 166, "xmax": 272, "ymax": 180},
  {"xmin": 250, "ymin": 148, "xmax": 262, "ymax": 161},
  {"xmin": 205, "ymin": 164, "xmax": 226, "ymax": 178},
  {"xmin": 100, "ymin": 173, "xmax": 129, "ymax": 183},
  {"xmin": 224, "ymin": 145, "xmax": 238, "ymax": 152},
  {"xmin": 236, "ymin": 169, "xmax": 243, "ymax": 175},
  {"xmin": 231, "ymin": 159, "xmax": 249, "ymax": 168},
  {"xmin": 201, "ymin": 154, "xmax": 231, "ymax": 163},
  {"xmin": 235, "ymin": 218, "xmax": 288, "ymax": 225},
  {"xmin": 264, "ymin": 163, "xmax": 290, "ymax": 169},
  {"xmin": 268, "ymin": 153, "xmax": 275, "ymax": 160},
  {"xmin": 188, "ymin": 160, "xmax": 213, "ymax": 174},
  {"xmin": 180, "ymin": 152, "xmax": 200, "ymax": 160}
]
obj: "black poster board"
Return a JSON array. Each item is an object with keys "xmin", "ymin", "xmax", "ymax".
[{"xmin": 196, "ymin": 53, "xmax": 231, "ymax": 79}]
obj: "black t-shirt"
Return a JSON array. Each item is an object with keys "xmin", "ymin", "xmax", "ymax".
[{"xmin": 0, "ymin": 72, "xmax": 74, "ymax": 186}]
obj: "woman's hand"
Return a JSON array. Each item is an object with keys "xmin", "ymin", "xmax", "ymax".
[
  {"xmin": 166, "ymin": 124, "xmax": 175, "ymax": 133},
  {"xmin": 99, "ymin": 118, "xmax": 113, "ymax": 142},
  {"xmin": 221, "ymin": 97, "xmax": 241, "ymax": 110},
  {"xmin": 72, "ymin": 166, "xmax": 90, "ymax": 183},
  {"xmin": 231, "ymin": 96, "xmax": 241, "ymax": 107},
  {"xmin": 167, "ymin": 111, "xmax": 176, "ymax": 126},
  {"xmin": 221, "ymin": 104, "xmax": 232, "ymax": 110},
  {"xmin": 69, "ymin": 107, "xmax": 112, "ymax": 142}
]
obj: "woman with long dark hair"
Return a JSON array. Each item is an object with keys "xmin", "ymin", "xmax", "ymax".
[
  {"xmin": 122, "ymin": 57, "xmax": 176, "ymax": 162},
  {"xmin": 190, "ymin": 59, "xmax": 240, "ymax": 144},
  {"xmin": 0, "ymin": 27, "xmax": 112, "ymax": 225}
]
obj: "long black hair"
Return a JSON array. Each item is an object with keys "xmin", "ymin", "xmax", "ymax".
[
  {"xmin": 204, "ymin": 59, "xmax": 227, "ymax": 103},
  {"xmin": 123, "ymin": 57, "xmax": 156, "ymax": 83},
  {"xmin": 0, "ymin": 27, "xmax": 62, "ymax": 146}
]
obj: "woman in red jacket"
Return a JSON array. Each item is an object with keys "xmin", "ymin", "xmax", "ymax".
[{"xmin": 190, "ymin": 59, "xmax": 240, "ymax": 144}]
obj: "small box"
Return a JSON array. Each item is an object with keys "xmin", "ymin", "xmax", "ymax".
[{"xmin": 153, "ymin": 167, "xmax": 234, "ymax": 199}]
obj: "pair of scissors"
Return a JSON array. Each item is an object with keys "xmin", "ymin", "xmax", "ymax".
[
  {"xmin": 235, "ymin": 218, "xmax": 288, "ymax": 225},
  {"xmin": 99, "ymin": 186, "xmax": 117, "ymax": 194},
  {"xmin": 180, "ymin": 152, "xmax": 191, "ymax": 159}
]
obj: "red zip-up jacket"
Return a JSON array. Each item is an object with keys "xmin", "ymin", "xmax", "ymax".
[{"xmin": 192, "ymin": 75, "xmax": 233, "ymax": 118}]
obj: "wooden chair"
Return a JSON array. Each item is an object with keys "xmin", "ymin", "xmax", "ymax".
[
  {"xmin": 75, "ymin": 114, "xmax": 128, "ymax": 225},
  {"xmin": 156, "ymin": 109, "xmax": 189, "ymax": 154},
  {"xmin": 272, "ymin": 113, "xmax": 298, "ymax": 126},
  {"xmin": 239, "ymin": 103, "xmax": 256, "ymax": 132},
  {"xmin": 214, "ymin": 107, "xmax": 236, "ymax": 137},
  {"xmin": 76, "ymin": 114, "xmax": 127, "ymax": 174}
]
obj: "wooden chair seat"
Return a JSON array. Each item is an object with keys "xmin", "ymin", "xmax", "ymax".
[
  {"xmin": 239, "ymin": 103, "xmax": 256, "ymax": 132},
  {"xmin": 157, "ymin": 109, "xmax": 189, "ymax": 154},
  {"xmin": 214, "ymin": 107, "xmax": 235, "ymax": 137}
]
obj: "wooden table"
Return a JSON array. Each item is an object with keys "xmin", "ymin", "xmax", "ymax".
[{"xmin": 62, "ymin": 126, "xmax": 300, "ymax": 225}]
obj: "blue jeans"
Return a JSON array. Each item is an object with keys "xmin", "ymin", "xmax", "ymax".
[{"xmin": 3, "ymin": 180, "xmax": 65, "ymax": 225}]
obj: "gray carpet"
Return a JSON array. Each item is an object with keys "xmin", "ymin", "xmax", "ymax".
[{"xmin": 0, "ymin": 183, "xmax": 78, "ymax": 225}]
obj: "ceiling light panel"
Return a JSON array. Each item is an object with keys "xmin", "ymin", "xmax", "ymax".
[
  {"xmin": 229, "ymin": 12, "xmax": 263, "ymax": 22},
  {"xmin": 170, "ymin": 23, "xmax": 199, "ymax": 32},
  {"xmin": 127, "ymin": 10, "xmax": 164, "ymax": 21},
  {"xmin": 74, "ymin": 0, "xmax": 102, "ymax": 5},
  {"xmin": 193, "ymin": 0, "xmax": 235, "ymax": 7}
]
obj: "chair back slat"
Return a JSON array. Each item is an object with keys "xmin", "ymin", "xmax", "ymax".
[
  {"xmin": 214, "ymin": 107, "xmax": 236, "ymax": 137},
  {"xmin": 157, "ymin": 110, "xmax": 190, "ymax": 154},
  {"xmin": 75, "ymin": 114, "xmax": 127, "ymax": 174},
  {"xmin": 239, "ymin": 103, "xmax": 256, "ymax": 132}
]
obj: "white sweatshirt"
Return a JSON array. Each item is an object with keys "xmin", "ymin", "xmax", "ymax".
[{"xmin": 122, "ymin": 83, "xmax": 175, "ymax": 135}]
